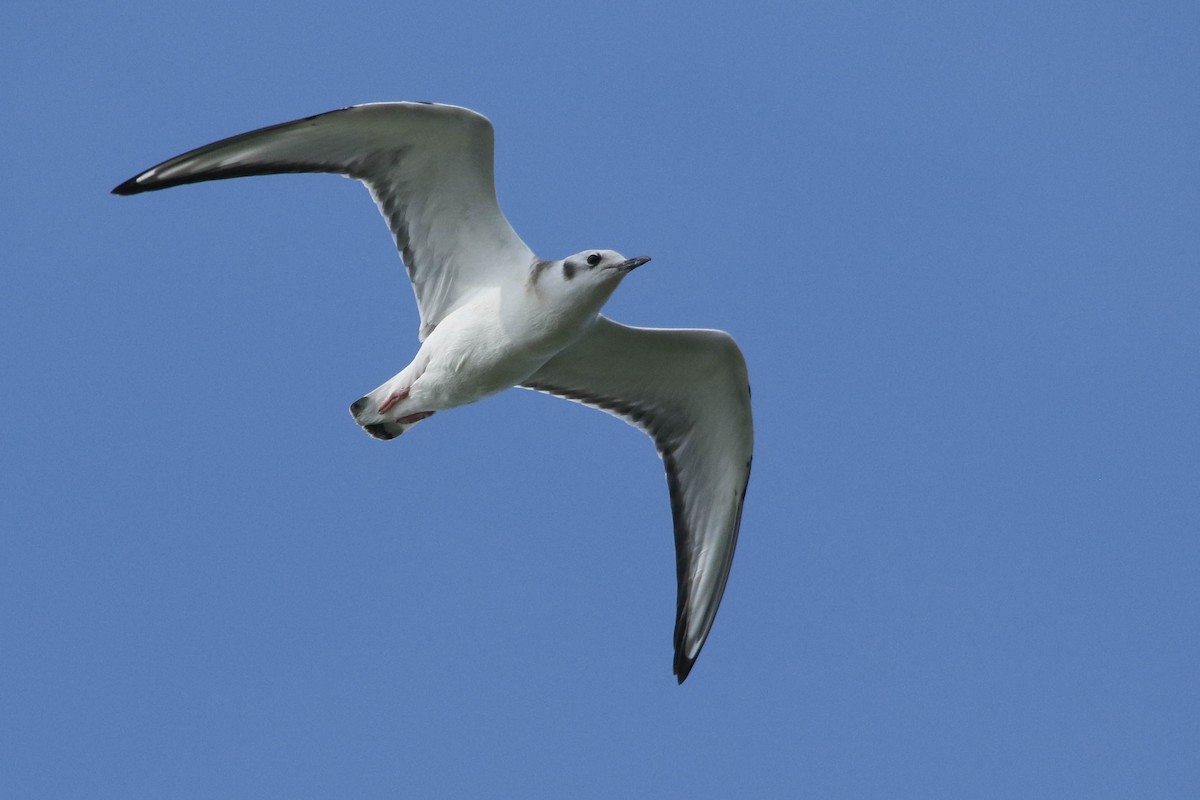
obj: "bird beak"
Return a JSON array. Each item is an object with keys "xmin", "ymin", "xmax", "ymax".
[{"xmin": 615, "ymin": 256, "xmax": 651, "ymax": 272}]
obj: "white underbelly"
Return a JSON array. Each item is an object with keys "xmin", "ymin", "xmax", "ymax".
[{"xmin": 409, "ymin": 296, "xmax": 575, "ymax": 410}]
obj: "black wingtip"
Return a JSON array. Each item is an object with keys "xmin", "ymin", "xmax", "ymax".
[
  {"xmin": 111, "ymin": 176, "xmax": 144, "ymax": 196},
  {"xmin": 674, "ymin": 655, "xmax": 695, "ymax": 684}
]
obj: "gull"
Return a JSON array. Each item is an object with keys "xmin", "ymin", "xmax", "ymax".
[{"xmin": 113, "ymin": 102, "xmax": 752, "ymax": 683}]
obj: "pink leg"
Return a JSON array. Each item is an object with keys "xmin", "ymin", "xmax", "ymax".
[
  {"xmin": 377, "ymin": 387, "xmax": 410, "ymax": 414},
  {"xmin": 397, "ymin": 411, "xmax": 435, "ymax": 424}
]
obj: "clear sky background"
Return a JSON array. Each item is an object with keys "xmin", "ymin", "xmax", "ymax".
[{"xmin": 3, "ymin": 2, "xmax": 1198, "ymax": 797}]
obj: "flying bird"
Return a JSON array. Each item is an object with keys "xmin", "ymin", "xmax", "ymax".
[{"xmin": 113, "ymin": 102, "xmax": 752, "ymax": 683}]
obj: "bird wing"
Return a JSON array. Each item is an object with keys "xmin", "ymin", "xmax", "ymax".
[
  {"xmin": 113, "ymin": 102, "xmax": 534, "ymax": 339},
  {"xmin": 521, "ymin": 316, "xmax": 753, "ymax": 682}
]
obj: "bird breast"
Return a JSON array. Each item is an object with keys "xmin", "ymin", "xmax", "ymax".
[{"xmin": 412, "ymin": 288, "xmax": 597, "ymax": 409}]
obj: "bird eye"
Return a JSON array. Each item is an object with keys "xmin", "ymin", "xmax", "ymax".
[{"xmin": 586, "ymin": 253, "xmax": 602, "ymax": 267}]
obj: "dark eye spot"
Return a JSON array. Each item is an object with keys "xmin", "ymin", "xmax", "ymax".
[
  {"xmin": 563, "ymin": 261, "xmax": 577, "ymax": 280},
  {"xmin": 586, "ymin": 253, "xmax": 602, "ymax": 267}
]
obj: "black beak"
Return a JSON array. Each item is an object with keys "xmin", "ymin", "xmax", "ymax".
[{"xmin": 615, "ymin": 256, "xmax": 651, "ymax": 272}]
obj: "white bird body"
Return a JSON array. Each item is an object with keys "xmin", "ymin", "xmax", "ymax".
[
  {"xmin": 114, "ymin": 102, "xmax": 752, "ymax": 682},
  {"xmin": 356, "ymin": 250, "xmax": 631, "ymax": 436}
]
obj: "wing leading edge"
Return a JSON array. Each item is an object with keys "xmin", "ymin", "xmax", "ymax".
[{"xmin": 113, "ymin": 102, "xmax": 534, "ymax": 339}]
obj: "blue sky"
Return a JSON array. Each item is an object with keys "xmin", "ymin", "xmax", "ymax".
[{"xmin": 3, "ymin": 1, "xmax": 1198, "ymax": 797}]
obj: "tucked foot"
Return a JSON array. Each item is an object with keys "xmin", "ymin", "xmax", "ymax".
[
  {"xmin": 349, "ymin": 388, "xmax": 407, "ymax": 423},
  {"xmin": 349, "ymin": 387, "xmax": 435, "ymax": 441},
  {"xmin": 358, "ymin": 413, "xmax": 434, "ymax": 440},
  {"xmin": 377, "ymin": 388, "xmax": 410, "ymax": 414}
]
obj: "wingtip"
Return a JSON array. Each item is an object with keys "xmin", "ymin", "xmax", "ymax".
[
  {"xmin": 674, "ymin": 654, "xmax": 695, "ymax": 684},
  {"xmin": 111, "ymin": 176, "xmax": 144, "ymax": 196}
]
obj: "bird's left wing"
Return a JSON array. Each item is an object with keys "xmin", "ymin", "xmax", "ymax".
[
  {"xmin": 521, "ymin": 316, "xmax": 753, "ymax": 682},
  {"xmin": 112, "ymin": 102, "xmax": 534, "ymax": 340}
]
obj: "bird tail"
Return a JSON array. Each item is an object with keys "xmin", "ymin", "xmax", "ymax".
[
  {"xmin": 358, "ymin": 419, "xmax": 410, "ymax": 440},
  {"xmin": 349, "ymin": 394, "xmax": 436, "ymax": 441}
]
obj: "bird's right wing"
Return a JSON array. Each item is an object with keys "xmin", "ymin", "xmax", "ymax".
[
  {"xmin": 522, "ymin": 316, "xmax": 753, "ymax": 682},
  {"xmin": 113, "ymin": 102, "xmax": 534, "ymax": 339}
]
